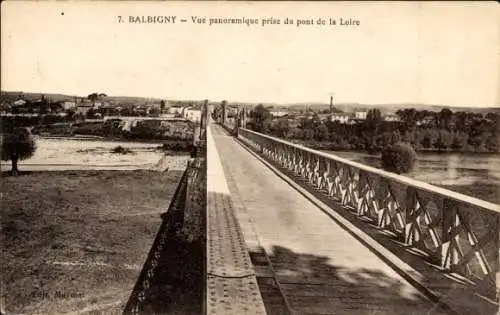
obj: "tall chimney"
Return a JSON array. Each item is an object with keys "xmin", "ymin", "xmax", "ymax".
[{"xmin": 330, "ymin": 95, "xmax": 333, "ymax": 113}]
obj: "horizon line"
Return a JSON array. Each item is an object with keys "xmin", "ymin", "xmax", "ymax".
[{"xmin": 1, "ymin": 89, "xmax": 499, "ymax": 109}]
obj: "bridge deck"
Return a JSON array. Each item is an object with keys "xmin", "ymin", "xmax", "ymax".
[{"xmin": 210, "ymin": 124, "xmax": 448, "ymax": 315}]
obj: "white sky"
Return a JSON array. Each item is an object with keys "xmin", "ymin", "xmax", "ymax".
[{"xmin": 1, "ymin": 1, "xmax": 499, "ymax": 107}]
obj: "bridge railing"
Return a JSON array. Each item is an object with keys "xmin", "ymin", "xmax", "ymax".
[
  {"xmin": 234, "ymin": 126, "xmax": 499, "ymax": 301},
  {"xmin": 123, "ymin": 164, "xmax": 190, "ymax": 314}
]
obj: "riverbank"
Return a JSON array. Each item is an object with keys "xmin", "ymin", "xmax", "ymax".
[
  {"xmin": 35, "ymin": 134, "xmax": 193, "ymax": 146},
  {"xmin": 290, "ymin": 139, "xmax": 499, "ymax": 155},
  {"xmin": 1, "ymin": 169, "xmax": 185, "ymax": 314}
]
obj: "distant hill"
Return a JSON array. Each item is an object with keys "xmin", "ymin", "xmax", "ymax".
[
  {"xmin": 0, "ymin": 91, "xmax": 214, "ymax": 107},
  {"xmin": 1, "ymin": 91, "xmax": 78, "ymax": 103},
  {"xmin": 2, "ymin": 91, "xmax": 498, "ymax": 113},
  {"xmin": 222, "ymin": 101, "xmax": 500, "ymax": 114},
  {"xmin": 285, "ymin": 102, "xmax": 500, "ymax": 114},
  {"xmin": 0, "ymin": 91, "xmax": 164, "ymax": 104}
]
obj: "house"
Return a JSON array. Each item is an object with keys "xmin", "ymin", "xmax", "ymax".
[
  {"xmin": 134, "ymin": 105, "xmax": 148, "ymax": 116},
  {"xmin": 48, "ymin": 101, "xmax": 65, "ymax": 113},
  {"xmin": 75, "ymin": 101, "xmax": 94, "ymax": 116},
  {"xmin": 354, "ymin": 110, "xmax": 368, "ymax": 120},
  {"xmin": 270, "ymin": 111, "xmax": 288, "ymax": 118},
  {"xmin": 168, "ymin": 106, "xmax": 185, "ymax": 116},
  {"xmin": 62, "ymin": 101, "xmax": 77, "ymax": 110},
  {"xmin": 383, "ymin": 114, "xmax": 400, "ymax": 122},
  {"xmin": 330, "ymin": 113, "xmax": 352, "ymax": 124},
  {"xmin": 417, "ymin": 115, "xmax": 435, "ymax": 126},
  {"xmin": 184, "ymin": 108, "xmax": 202, "ymax": 122},
  {"xmin": 99, "ymin": 105, "xmax": 120, "ymax": 116},
  {"xmin": 12, "ymin": 99, "xmax": 27, "ymax": 107},
  {"xmin": 77, "ymin": 100, "xmax": 93, "ymax": 108},
  {"xmin": 159, "ymin": 113, "xmax": 176, "ymax": 119},
  {"xmin": 93, "ymin": 101, "xmax": 103, "ymax": 108},
  {"xmin": 226, "ymin": 107, "xmax": 238, "ymax": 118}
]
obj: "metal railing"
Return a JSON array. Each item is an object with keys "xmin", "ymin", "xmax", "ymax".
[
  {"xmin": 123, "ymin": 166, "xmax": 190, "ymax": 314},
  {"xmin": 233, "ymin": 126, "xmax": 499, "ymax": 301}
]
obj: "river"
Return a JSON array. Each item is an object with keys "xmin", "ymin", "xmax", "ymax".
[
  {"xmin": 323, "ymin": 150, "xmax": 500, "ymax": 205},
  {"xmin": 0, "ymin": 137, "xmax": 189, "ymax": 172}
]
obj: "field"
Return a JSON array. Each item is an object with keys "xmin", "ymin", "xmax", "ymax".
[
  {"xmin": 1, "ymin": 136, "xmax": 193, "ymax": 314},
  {"xmin": 1, "ymin": 169, "xmax": 186, "ymax": 314}
]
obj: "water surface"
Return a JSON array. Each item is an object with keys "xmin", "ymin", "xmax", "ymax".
[{"xmin": 323, "ymin": 150, "xmax": 500, "ymax": 205}]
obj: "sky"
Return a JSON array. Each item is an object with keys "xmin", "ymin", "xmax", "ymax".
[{"xmin": 1, "ymin": 1, "xmax": 499, "ymax": 107}]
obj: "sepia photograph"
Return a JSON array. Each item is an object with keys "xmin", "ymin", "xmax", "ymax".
[{"xmin": 1, "ymin": 1, "xmax": 499, "ymax": 314}]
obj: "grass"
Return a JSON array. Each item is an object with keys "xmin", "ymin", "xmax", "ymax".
[{"xmin": 1, "ymin": 169, "xmax": 185, "ymax": 314}]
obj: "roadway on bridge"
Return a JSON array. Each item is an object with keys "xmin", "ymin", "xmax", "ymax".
[{"xmin": 210, "ymin": 124, "xmax": 448, "ymax": 315}]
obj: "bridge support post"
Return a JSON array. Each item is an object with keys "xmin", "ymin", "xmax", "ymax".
[{"xmin": 221, "ymin": 100, "xmax": 227, "ymax": 126}]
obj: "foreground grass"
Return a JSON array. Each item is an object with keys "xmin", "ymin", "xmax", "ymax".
[{"xmin": 1, "ymin": 169, "xmax": 185, "ymax": 314}]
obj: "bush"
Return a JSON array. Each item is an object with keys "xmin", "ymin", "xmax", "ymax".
[
  {"xmin": 111, "ymin": 146, "xmax": 133, "ymax": 154},
  {"xmin": 74, "ymin": 122, "xmax": 104, "ymax": 136},
  {"xmin": 157, "ymin": 141, "xmax": 194, "ymax": 152},
  {"xmin": 381, "ymin": 143, "xmax": 417, "ymax": 174}
]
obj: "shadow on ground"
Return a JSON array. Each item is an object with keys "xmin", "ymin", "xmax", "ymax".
[
  {"xmin": 131, "ymin": 233, "xmax": 204, "ymax": 315},
  {"xmin": 122, "ymin": 162, "xmax": 206, "ymax": 315},
  {"xmin": 122, "ymin": 208, "xmax": 205, "ymax": 315},
  {"xmin": 249, "ymin": 244, "xmax": 451, "ymax": 315},
  {"xmin": 1, "ymin": 170, "xmax": 34, "ymax": 177}
]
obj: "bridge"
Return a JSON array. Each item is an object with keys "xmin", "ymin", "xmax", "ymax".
[{"xmin": 124, "ymin": 103, "xmax": 499, "ymax": 315}]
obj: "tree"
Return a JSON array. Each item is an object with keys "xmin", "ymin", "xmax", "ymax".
[
  {"xmin": 314, "ymin": 123, "xmax": 329, "ymax": 141},
  {"xmin": 65, "ymin": 108, "xmax": 76, "ymax": 121},
  {"xmin": 485, "ymin": 112, "xmax": 500, "ymax": 129},
  {"xmin": 288, "ymin": 128, "xmax": 303, "ymax": 140},
  {"xmin": 87, "ymin": 93, "xmax": 99, "ymax": 105},
  {"xmin": 39, "ymin": 95, "xmax": 49, "ymax": 114},
  {"xmin": 85, "ymin": 108, "xmax": 97, "ymax": 119},
  {"xmin": 453, "ymin": 111, "xmax": 468, "ymax": 132},
  {"xmin": 160, "ymin": 100, "xmax": 166, "ymax": 112},
  {"xmin": 421, "ymin": 133, "xmax": 432, "ymax": 149},
  {"xmin": 149, "ymin": 107, "xmax": 161, "ymax": 117},
  {"xmin": 303, "ymin": 129, "xmax": 314, "ymax": 141},
  {"xmin": 450, "ymin": 132, "xmax": 466, "ymax": 151},
  {"xmin": 249, "ymin": 104, "xmax": 272, "ymax": 133},
  {"xmin": 485, "ymin": 134, "xmax": 499, "ymax": 153},
  {"xmin": 365, "ymin": 109, "xmax": 383, "ymax": 130},
  {"xmin": 438, "ymin": 108, "xmax": 453, "ymax": 130},
  {"xmin": 468, "ymin": 134, "xmax": 483, "ymax": 152},
  {"xmin": 433, "ymin": 130, "xmax": 452, "ymax": 151},
  {"xmin": 377, "ymin": 131, "xmax": 400, "ymax": 150},
  {"xmin": 396, "ymin": 108, "xmax": 417, "ymax": 128},
  {"xmin": 271, "ymin": 118, "xmax": 289, "ymax": 138},
  {"xmin": 1, "ymin": 128, "xmax": 36, "ymax": 176}
]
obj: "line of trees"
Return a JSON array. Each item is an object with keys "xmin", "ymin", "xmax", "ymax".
[{"xmin": 246, "ymin": 105, "xmax": 500, "ymax": 154}]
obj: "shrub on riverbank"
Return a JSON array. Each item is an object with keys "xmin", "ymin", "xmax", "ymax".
[
  {"xmin": 111, "ymin": 145, "xmax": 133, "ymax": 154},
  {"xmin": 157, "ymin": 141, "xmax": 195, "ymax": 153},
  {"xmin": 381, "ymin": 143, "xmax": 417, "ymax": 174}
]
